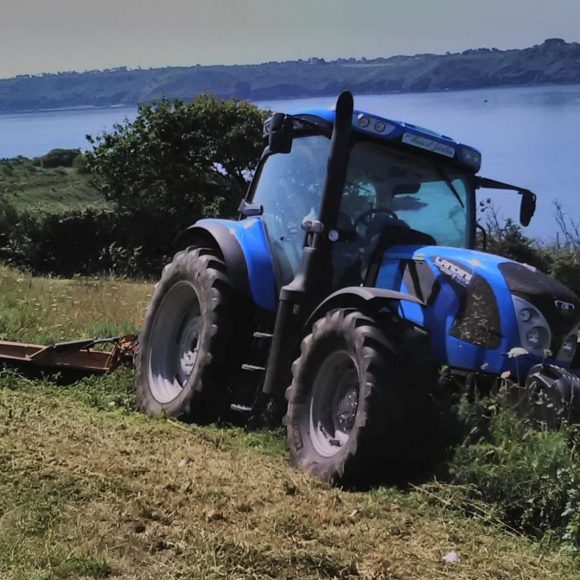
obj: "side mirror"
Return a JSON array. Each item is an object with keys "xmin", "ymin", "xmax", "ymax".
[
  {"xmin": 519, "ymin": 190, "xmax": 536, "ymax": 227},
  {"xmin": 268, "ymin": 113, "xmax": 293, "ymax": 154}
]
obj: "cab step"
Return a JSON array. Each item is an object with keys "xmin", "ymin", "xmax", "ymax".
[
  {"xmin": 241, "ymin": 363, "xmax": 266, "ymax": 372},
  {"xmin": 230, "ymin": 403, "xmax": 253, "ymax": 414}
]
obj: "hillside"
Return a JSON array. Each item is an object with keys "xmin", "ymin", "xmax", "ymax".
[
  {"xmin": 1, "ymin": 38, "xmax": 580, "ymax": 113},
  {"xmin": 2, "ymin": 380, "xmax": 575, "ymax": 579},
  {"xmin": 0, "ymin": 155, "xmax": 104, "ymax": 213}
]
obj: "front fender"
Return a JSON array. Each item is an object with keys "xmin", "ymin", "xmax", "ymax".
[{"xmin": 303, "ymin": 286, "xmax": 424, "ymax": 332}]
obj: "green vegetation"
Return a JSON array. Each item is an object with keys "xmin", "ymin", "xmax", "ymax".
[
  {"xmin": 85, "ymin": 94, "xmax": 267, "ymax": 224},
  {"xmin": 1, "ymin": 38, "xmax": 579, "ymax": 113},
  {"xmin": 0, "ymin": 265, "xmax": 151, "ymax": 344},
  {"xmin": 0, "ymin": 153, "xmax": 104, "ymax": 213},
  {"xmin": 480, "ymin": 204, "xmax": 580, "ymax": 297},
  {"xmin": 449, "ymin": 396, "xmax": 580, "ymax": 552},
  {"xmin": 0, "ymin": 95, "xmax": 267, "ymax": 278},
  {"xmin": 0, "ymin": 267, "xmax": 577, "ymax": 577}
]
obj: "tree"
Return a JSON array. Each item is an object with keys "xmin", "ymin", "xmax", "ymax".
[{"xmin": 85, "ymin": 94, "xmax": 268, "ymax": 228}]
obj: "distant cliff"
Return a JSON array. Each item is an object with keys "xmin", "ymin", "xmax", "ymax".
[{"xmin": 1, "ymin": 38, "xmax": 579, "ymax": 113}]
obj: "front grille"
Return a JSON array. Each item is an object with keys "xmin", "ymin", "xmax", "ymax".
[{"xmin": 450, "ymin": 274, "xmax": 502, "ymax": 349}]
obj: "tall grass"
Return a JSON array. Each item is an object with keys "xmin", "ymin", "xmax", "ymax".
[
  {"xmin": 0, "ymin": 265, "xmax": 152, "ymax": 343},
  {"xmin": 448, "ymin": 397, "xmax": 580, "ymax": 553}
]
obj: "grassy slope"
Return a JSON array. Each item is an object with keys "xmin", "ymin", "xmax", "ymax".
[
  {"xmin": 0, "ymin": 161, "xmax": 105, "ymax": 213},
  {"xmin": 0, "ymin": 375, "xmax": 575, "ymax": 580},
  {"xmin": 0, "ymin": 266, "xmax": 577, "ymax": 579}
]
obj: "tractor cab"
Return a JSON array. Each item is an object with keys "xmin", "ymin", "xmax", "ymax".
[{"xmin": 243, "ymin": 106, "xmax": 534, "ymax": 294}]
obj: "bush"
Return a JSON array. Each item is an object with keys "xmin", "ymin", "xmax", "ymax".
[
  {"xmin": 550, "ymin": 250, "xmax": 580, "ymax": 298},
  {"xmin": 449, "ymin": 397, "xmax": 580, "ymax": 552},
  {"xmin": 481, "ymin": 203, "xmax": 580, "ymax": 297},
  {"xmin": 0, "ymin": 201, "xmax": 18, "ymax": 248},
  {"xmin": 38, "ymin": 148, "xmax": 81, "ymax": 168},
  {"xmin": 0, "ymin": 96, "xmax": 269, "ymax": 278},
  {"xmin": 0, "ymin": 207, "xmax": 177, "ymax": 278},
  {"xmin": 85, "ymin": 94, "xmax": 267, "ymax": 231}
]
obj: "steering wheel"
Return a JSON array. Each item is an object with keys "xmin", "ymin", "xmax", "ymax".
[{"xmin": 353, "ymin": 207, "xmax": 398, "ymax": 230}]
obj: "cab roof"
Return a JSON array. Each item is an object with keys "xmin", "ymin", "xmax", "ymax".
[{"xmin": 290, "ymin": 107, "xmax": 482, "ymax": 173}]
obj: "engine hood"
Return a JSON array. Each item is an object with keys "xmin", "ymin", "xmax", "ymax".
[
  {"xmin": 384, "ymin": 245, "xmax": 578, "ymax": 311},
  {"xmin": 497, "ymin": 261, "xmax": 579, "ymax": 336},
  {"xmin": 377, "ymin": 244, "xmax": 580, "ymax": 372}
]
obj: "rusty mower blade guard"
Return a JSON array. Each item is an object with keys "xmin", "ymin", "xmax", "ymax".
[{"xmin": 0, "ymin": 335, "xmax": 138, "ymax": 374}]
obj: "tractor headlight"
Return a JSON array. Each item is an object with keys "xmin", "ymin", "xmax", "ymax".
[
  {"xmin": 512, "ymin": 295, "xmax": 552, "ymax": 357},
  {"xmin": 557, "ymin": 326, "xmax": 579, "ymax": 364}
]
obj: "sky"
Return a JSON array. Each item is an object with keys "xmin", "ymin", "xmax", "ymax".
[{"xmin": 1, "ymin": 0, "xmax": 580, "ymax": 79}]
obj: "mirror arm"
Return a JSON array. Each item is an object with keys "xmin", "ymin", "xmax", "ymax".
[
  {"xmin": 238, "ymin": 199, "xmax": 263, "ymax": 217},
  {"xmin": 475, "ymin": 176, "xmax": 537, "ymax": 227},
  {"xmin": 476, "ymin": 176, "xmax": 525, "ymax": 193}
]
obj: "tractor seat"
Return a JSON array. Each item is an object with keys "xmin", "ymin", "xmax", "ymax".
[{"xmin": 373, "ymin": 224, "xmax": 436, "ymax": 248}]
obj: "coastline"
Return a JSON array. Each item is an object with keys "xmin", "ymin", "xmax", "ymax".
[{"xmin": 1, "ymin": 82, "xmax": 580, "ymax": 117}]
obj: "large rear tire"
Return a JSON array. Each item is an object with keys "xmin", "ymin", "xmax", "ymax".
[
  {"xmin": 135, "ymin": 246, "xmax": 244, "ymax": 422},
  {"xmin": 285, "ymin": 308, "xmax": 435, "ymax": 485}
]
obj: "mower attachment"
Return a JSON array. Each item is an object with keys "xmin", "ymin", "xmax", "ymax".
[{"xmin": 0, "ymin": 335, "xmax": 138, "ymax": 374}]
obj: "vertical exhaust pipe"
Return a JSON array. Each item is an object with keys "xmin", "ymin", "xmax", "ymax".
[{"xmin": 262, "ymin": 92, "xmax": 354, "ymax": 398}]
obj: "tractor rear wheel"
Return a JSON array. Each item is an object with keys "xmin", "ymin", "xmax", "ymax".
[
  {"xmin": 285, "ymin": 308, "xmax": 435, "ymax": 485},
  {"xmin": 135, "ymin": 246, "xmax": 245, "ymax": 422}
]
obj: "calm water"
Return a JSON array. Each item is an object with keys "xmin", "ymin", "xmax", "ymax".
[{"xmin": 1, "ymin": 85, "xmax": 579, "ymax": 240}]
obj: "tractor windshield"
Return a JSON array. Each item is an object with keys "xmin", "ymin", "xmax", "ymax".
[
  {"xmin": 340, "ymin": 140, "xmax": 472, "ymax": 248},
  {"xmin": 251, "ymin": 133, "xmax": 473, "ymax": 287}
]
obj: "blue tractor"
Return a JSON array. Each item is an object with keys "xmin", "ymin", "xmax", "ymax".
[{"xmin": 135, "ymin": 92, "xmax": 580, "ymax": 484}]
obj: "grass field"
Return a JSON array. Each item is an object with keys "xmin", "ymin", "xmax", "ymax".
[
  {"xmin": 0, "ymin": 266, "xmax": 151, "ymax": 344},
  {"xmin": 0, "ymin": 157, "xmax": 105, "ymax": 213},
  {"xmin": 0, "ymin": 266, "xmax": 578, "ymax": 579}
]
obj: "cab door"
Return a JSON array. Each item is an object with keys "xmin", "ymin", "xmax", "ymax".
[{"xmin": 249, "ymin": 135, "xmax": 330, "ymax": 287}]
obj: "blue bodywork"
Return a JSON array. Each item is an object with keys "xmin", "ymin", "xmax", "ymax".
[
  {"xmin": 193, "ymin": 214, "xmax": 550, "ymax": 377},
  {"xmin": 188, "ymin": 107, "xmax": 577, "ymax": 381},
  {"xmin": 295, "ymin": 108, "xmax": 481, "ymax": 172},
  {"xmin": 377, "ymin": 245, "xmax": 530, "ymax": 375}
]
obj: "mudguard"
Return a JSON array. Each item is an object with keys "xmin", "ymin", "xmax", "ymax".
[
  {"xmin": 179, "ymin": 218, "xmax": 277, "ymax": 311},
  {"xmin": 303, "ymin": 286, "xmax": 425, "ymax": 332}
]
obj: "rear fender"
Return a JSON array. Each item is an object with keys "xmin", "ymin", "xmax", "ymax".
[{"xmin": 178, "ymin": 218, "xmax": 277, "ymax": 311}]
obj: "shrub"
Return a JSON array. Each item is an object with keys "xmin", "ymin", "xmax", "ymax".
[
  {"xmin": 85, "ymin": 94, "xmax": 267, "ymax": 230},
  {"xmin": 449, "ymin": 397, "xmax": 580, "ymax": 552},
  {"xmin": 0, "ymin": 208, "xmax": 177, "ymax": 278},
  {"xmin": 39, "ymin": 148, "xmax": 81, "ymax": 168},
  {"xmin": 481, "ymin": 202, "xmax": 580, "ymax": 296}
]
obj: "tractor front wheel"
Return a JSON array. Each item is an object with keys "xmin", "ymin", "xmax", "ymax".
[{"xmin": 285, "ymin": 308, "xmax": 434, "ymax": 485}]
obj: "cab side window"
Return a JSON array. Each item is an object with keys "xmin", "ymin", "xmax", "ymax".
[{"xmin": 251, "ymin": 135, "xmax": 330, "ymax": 285}]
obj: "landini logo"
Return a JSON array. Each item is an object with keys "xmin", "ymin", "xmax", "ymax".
[
  {"xmin": 433, "ymin": 256, "xmax": 473, "ymax": 287},
  {"xmin": 555, "ymin": 300, "xmax": 575, "ymax": 313}
]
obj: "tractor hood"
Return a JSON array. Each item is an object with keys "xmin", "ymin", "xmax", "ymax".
[{"xmin": 376, "ymin": 244, "xmax": 580, "ymax": 373}]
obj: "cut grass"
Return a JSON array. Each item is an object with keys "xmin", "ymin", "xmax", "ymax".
[
  {"xmin": 0, "ymin": 265, "xmax": 578, "ymax": 578},
  {"xmin": 0, "ymin": 373, "xmax": 576, "ymax": 579}
]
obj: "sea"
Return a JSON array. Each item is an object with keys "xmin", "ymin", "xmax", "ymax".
[{"xmin": 1, "ymin": 84, "xmax": 579, "ymax": 241}]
